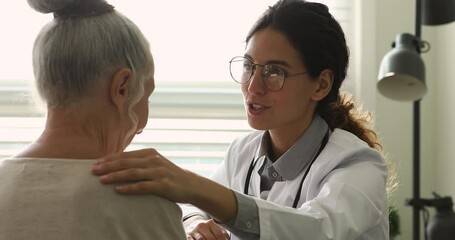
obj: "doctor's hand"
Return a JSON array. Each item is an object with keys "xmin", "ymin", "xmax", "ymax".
[
  {"xmin": 92, "ymin": 148, "xmax": 238, "ymax": 224},
  {"xmin": 184, "ymin": 215, "xmax": 230, "ymax": 240},
  {"xmin": 91, "ymin": 148, "xmax": 199, "ymax": 203}
]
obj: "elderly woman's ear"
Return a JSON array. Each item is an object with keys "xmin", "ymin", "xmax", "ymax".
[{"xmin": 110, "ymin": 68, "xmax": 133, "ymax": 114}]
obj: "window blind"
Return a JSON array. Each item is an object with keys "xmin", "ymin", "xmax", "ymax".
[{"xmin": 0, "ymin": 0, "xmax": 355, "ymax": 177}]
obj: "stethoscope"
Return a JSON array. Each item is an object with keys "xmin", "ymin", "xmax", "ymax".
[{"xmin": 243, "ymin": 129, "xmax": 330, "ymax": 208}]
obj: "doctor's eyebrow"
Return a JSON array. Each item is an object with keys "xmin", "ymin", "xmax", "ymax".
[{"xmin": 243, "ymin": 53, "xmax": 292, "ymax": 68}]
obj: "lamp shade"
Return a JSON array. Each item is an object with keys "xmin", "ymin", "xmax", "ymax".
[
  {"xmin": 422, "ymin": 0, "xmax": 455, "ymax": 25},
  {"xmin": 378, "ymin": 33, "xmax": 427, "ymax": 101}
]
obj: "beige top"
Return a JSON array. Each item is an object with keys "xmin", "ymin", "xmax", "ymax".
[{"xmin": 0, "ymin": 158, "xmax": 186, "ymax": 240}]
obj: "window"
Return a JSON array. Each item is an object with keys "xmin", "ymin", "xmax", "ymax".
[{"xmin": 0, "ymin": 0, "xmax": 356, "ymax": 177}]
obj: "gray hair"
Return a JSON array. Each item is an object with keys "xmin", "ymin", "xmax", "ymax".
[{"xmin": 29, "ymin": 0, "xmax": 152, "ymax": 139}]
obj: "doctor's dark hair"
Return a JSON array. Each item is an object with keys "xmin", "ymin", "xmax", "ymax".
[{"xmin": 246, "ymin": 0, "xmax": 379, "ymax": 150}]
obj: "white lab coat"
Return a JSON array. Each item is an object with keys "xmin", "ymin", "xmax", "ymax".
[{"xmin": 211, "ymin": 128, "xmax": 389, "ymax": 240}]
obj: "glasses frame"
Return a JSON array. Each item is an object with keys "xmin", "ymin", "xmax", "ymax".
[{"xmin": 229, "ymin": 56, "xmax": 308, "ymax": 91}]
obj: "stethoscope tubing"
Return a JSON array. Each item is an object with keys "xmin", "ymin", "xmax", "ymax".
[{"xmin": 243, "ymin": 129, "xmax": 330, "ymax": 208}]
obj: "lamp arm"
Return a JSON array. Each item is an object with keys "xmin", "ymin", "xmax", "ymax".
[{"xmin": 406, "ymin": 193, "xmax": 454, "ymax": 212}]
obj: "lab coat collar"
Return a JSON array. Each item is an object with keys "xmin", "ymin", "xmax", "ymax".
[{"xmin": 272, "ymin": 114, "xmax": 329, "ymax": 180}]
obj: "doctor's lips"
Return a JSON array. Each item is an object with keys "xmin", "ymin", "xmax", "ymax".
[
  {"xmin": 246, "ymin": 99, "xmax": 268, "ymax": 109},
  {"xmin": 247, "ymin": 101, "xmax": 270, "ymax": 113},
  {"xmin": 251, "ymin": 103, "xmax": 266, "ymax": 110}
]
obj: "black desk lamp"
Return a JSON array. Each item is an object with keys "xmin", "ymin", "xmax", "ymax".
[{"xmin": 377, "ymin": 0, "xmax": 455, "ymax": 239}]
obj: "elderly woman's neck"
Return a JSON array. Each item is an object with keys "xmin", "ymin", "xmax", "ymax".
[{"xmin": 16, "ymin": 106, "xmax": 125, "ymax": 159}]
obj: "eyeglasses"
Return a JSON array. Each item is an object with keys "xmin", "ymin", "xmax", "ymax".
[{"xmin": 229, "ymin": 56, "xmax": 308, "ymax": 91}]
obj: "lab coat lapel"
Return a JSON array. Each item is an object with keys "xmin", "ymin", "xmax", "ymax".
[
  {"xmin": 249, "ymin": 156, "xmax": 265, "ymax": 198},
  {"xmin": 266, "ymin": 180, "xmax": 300, "ymax": 207}
]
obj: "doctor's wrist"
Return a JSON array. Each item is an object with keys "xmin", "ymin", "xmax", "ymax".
[{"xmin": 189, "ymin": 176, "xmax": 238, "ymax": 223}]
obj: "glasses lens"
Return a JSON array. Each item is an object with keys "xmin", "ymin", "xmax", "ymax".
[
  {"xmin": 263, "ymin": 65, "xmax": 285, "ymax": 91},
  {"xmin": 230, "ymin": 57, "xmax": 252, "ymax": 83}
]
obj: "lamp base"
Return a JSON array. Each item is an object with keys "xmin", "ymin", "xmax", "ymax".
[{"xmin": 426, "ymin": 211, "xmax": 455, "ymax": 240}]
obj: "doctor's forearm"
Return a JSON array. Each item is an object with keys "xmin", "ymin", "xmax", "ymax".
[
  {"xmin": 221, "ymin": 191, "xmax": 260, "ymax": 239},
  {"xmin": 188, "ymin": 175, "xmax": 237, "ymax": 223}
]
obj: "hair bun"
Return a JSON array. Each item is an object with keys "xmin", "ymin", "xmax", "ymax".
[
  {"xmin": 27, "ymin": 0, "xmax": 114, "ymax": 18},
  {"xmin": 27, "ymin": 0, "xmax": 76, "ymax": 14}
]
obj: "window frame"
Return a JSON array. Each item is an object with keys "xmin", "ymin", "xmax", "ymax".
[{"xmin": 0, "ymin": 0, "xmax": 366, "ymax": 177}]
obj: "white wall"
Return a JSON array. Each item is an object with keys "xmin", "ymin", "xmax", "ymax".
[
  {"xmin": 373, "ymin": 0, "xmax": 455, "ymax": 239},
  {"xmin": 431, "ymin": 23, "xmax": 455, "ymax": 199}
]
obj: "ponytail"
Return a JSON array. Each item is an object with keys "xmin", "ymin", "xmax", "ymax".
[{"xmin": 320, "ymin": 93, "xmax": 380, "ymax": 150}]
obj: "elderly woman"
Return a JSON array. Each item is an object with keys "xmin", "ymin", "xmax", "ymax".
[{"xmin": 0, "ymin": 0, "xmax": 185, "ymax": 239}]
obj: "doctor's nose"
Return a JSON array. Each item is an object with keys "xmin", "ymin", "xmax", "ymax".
[{"xmin": 247, "ymin": 68, "xmax": 267, "ymax": 95}]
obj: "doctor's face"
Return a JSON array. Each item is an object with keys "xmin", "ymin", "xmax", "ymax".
[{"xmin": 241, "ymin": 28, "xmax": 320, "ymax": 134}]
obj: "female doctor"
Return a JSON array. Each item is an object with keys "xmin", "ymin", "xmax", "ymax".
[{"xmin": 92, "ymin": 0, "xmax": 392, "ymax": 239}]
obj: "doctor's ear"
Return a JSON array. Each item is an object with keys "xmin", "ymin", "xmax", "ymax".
[
  {"xmin": 311, "ymin": 69, "xmax": 334, "ymax": 101},
  {"xmin": 110, "ymin": 68, "xmax": 132, "ymax": 113}
]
